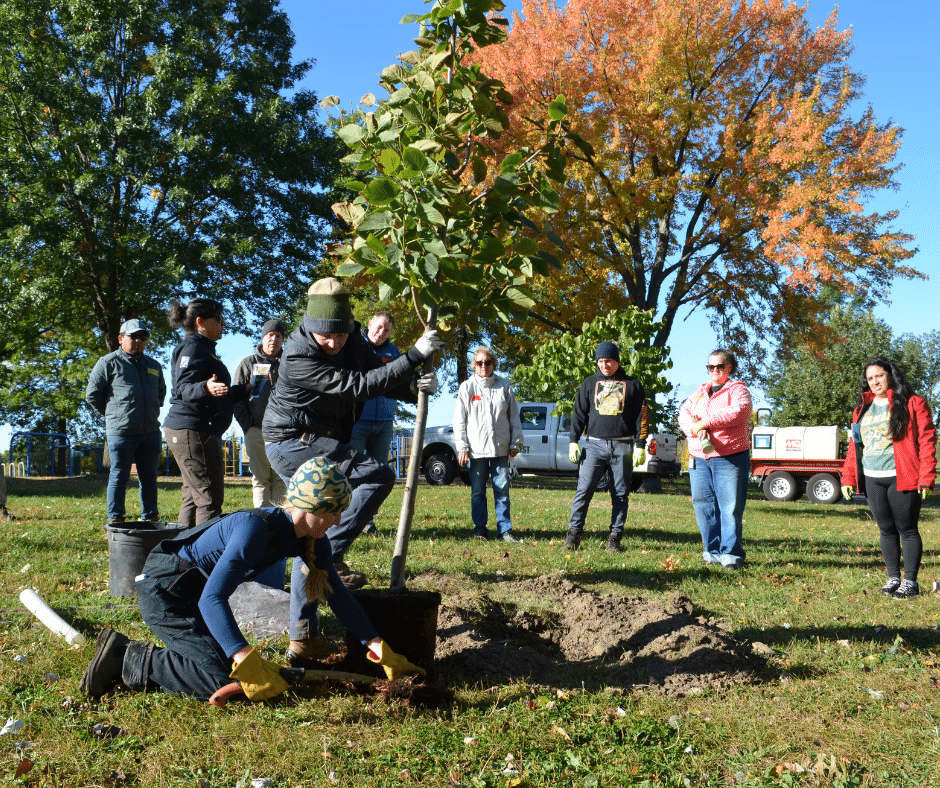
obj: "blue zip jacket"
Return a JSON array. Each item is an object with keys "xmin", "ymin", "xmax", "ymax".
[{"xmin": 358, "ymin": 332, "xmax": 402, "ymax": 423}]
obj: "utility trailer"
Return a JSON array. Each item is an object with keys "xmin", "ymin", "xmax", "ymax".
[{"xmin": 750, "ymin": 421, "xmax": 847, "ymax": 504}]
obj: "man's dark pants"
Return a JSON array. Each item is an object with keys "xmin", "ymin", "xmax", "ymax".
[
  {"xmin": 266, "ymin": 435, "xmax": 395, "ymax": 641},
  {"xmin": 107, "ymin": 431, "xmax": 162, "ymax": 521},
  {"xmin": 567, "ymin": 438, "xmax": 633, "ymax": 535}
]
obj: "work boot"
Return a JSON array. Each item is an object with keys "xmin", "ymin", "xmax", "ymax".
[
  {"xmin": 334, "ymin": 561, "xmax": 367, "ymax": 590},
  {"xmin": 605, "ymin": 532, "xmax": 623, "ymax": 554},
  {"xmin": 286, "ymin": 636, "xmax": 342, "ymax": 666},
  {"xmin": 79, "ymin": 627, "xmax": 130, "ymax": 698},
  {"xmin": 563, "ymin": 530, "xmax": 582, "ymax": 550}
]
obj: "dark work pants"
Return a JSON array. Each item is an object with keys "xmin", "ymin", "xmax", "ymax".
[
  {"xmin": 126, "ymin": 550, "xmax": 232, "ymax": 700},
  {"xmin": 567, "ymin": 438, "xmax": 633, "ymax": 534},
  {"xmin": 164, "ymin": 428, "xmax": 225, "ymax": 528},
  {"xmin": 865, "ymin": 475, "xmax": 923, "ymax": 581},
  {"xmin": 266, "ymin": 435, "xmax": 395, "ymax": 641}
]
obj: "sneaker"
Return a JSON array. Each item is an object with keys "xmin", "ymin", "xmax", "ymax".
[
  {"xmin": 564, "ymin": 530, "xmax": 582, "ymax": 550},
  {"xmin": 501, "ymin": 532, "xmax": 521, "ymax": 543},
  {"xmin": 363, "ymin": 522, "xmax": 377, "ymax": 535},
  {"xmin": 892, "ymin": 580, "xmax": 919, "ymax": 598},
  {"xmin": 605, "ymin": 532, "xmax": 623, "ymax": 554},
  {"xmin": 472, "ymin": 528, "xmax": 490, "ymax": 541},
  {"xmin": 106, "ymin": 516, "xmax": 125, "ymax": 525},
  {"xmin": 722, "ymin": 563, "xmax": 740, "ymax": 572},
  {"xmin": 333, "ymin": 561, "xmax": 367, "ymax": 590},
  {"xmin": 879, "ymin": 578, "xmax": 901, "ymax": 595},
  {"xmin": 79, "ymin": 628, "xmax": 130, "ymax": 698}
]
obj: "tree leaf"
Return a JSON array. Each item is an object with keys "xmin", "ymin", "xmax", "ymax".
[{"xmin": 364, "ymin": 178, "xmax": 400, "ymax": 206}]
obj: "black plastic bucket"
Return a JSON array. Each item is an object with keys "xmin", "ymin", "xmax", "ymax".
[{"xmin": 105, "ymin": 521, "xmax": 186, "ymax": 598}]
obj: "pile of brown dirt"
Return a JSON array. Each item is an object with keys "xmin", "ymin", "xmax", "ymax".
[{"xmin": 418, "ymin": 572, "xmax": 769, "ymax": 696}]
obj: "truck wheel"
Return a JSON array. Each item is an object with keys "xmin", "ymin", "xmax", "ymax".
[
  {"xmin": 763, "ymin": 471, "xmax": 799, "ymax": 502},
  {"xmin": 424, "ymin": 453, "xmax": 457, "ymax": 486},
  {"xmin": 806, "ymin": 473, "xmax": 842, "ymax": 504}
]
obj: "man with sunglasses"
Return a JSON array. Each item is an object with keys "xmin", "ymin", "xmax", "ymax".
[
  {"xmin": 454, "ymin": 346, "xmax": 524, "ymax": 542},
  {"xmin": 86, "ymin": 319, "xmax": 166, "ymax": 524}
]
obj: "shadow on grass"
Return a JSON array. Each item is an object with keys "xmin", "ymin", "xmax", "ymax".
[{"xmin": 735, "ymin": 622, "xmax": 940, "ymax": 651}]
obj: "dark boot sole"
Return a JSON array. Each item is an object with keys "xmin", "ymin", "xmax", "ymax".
[{"xmin": 79, "ymin": 628, "xmax": 129, "ymax": 698}]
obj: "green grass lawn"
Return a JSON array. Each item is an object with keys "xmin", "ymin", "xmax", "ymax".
[{"xmin": 1, "ymin": 474, "xmax": 938, "ymax": 787}]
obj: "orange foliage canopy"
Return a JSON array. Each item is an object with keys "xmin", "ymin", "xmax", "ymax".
[{"xmin": 474, "ymin": 0, "xmax": 919, "ymax": 365}]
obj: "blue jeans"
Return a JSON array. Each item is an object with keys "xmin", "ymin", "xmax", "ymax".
[
  {"xmin": 266, "ymin": 435, "xmax": 395, "ymax": 641},
  {"xmin": 107, "ymin": 432, "xmax": 162, "ymax": 521},
  {"xmin": 348, "ymin": 419, "xmax": 395, "ymax": 465},
  {"xmin": 469, "ymin": 456, "xmax": 512, "ymax": 536},
  {"xmin": 689, "ymin": 450, "xmax": 749, "ymax": 567},
  {"xmin": 568, "ymin": 439, "xmax": 632, "ymax": 534}
]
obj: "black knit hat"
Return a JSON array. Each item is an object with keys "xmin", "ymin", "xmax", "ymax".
[
  {"xmin": 305, "ymin": 278, "xmax": 355, "ymax": 334},
  {"xmin": 594, "ymin": 341, "xmax": 620, "ymax": 362},
  {"xmin": 261, "ymin": 319, "xmax": 286, "ymax": 338}
]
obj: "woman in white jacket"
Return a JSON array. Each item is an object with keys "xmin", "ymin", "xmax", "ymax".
[{"xmin": 454, "ymin": 346, "xmax": 524, "ymax": 542}]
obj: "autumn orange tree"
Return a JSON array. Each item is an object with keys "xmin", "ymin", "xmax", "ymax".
[{"xmin": 474, "ymin": 0, "xmax": 920, "ymax": 372}]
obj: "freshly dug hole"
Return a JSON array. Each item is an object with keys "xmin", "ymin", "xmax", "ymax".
[{"xmin": 422, "ymin": 573, "xmax": 768, "ymax": 696}]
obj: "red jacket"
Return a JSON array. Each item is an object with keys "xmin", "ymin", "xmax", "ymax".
[{"xmin": 841, "ymin": 392, "xmax": 936, "ymax": 493}]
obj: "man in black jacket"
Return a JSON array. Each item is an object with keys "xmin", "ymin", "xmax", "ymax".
[
  {"xmin": 263, "ymin": 278, "xmax": 442, "ymax": 662},
  {"xmin": 565, "ymin": 341, "xmax": 648, "ymax": 554}
]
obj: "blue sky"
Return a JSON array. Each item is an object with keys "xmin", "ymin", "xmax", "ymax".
[{"xmin": 8, "ymin": 1, "xmax": 934, "ymax": 451}]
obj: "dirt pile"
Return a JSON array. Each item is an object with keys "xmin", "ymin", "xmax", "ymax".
[{"xmin": 421, "ymin": 573, "xmax": 769, "ymax": 696}]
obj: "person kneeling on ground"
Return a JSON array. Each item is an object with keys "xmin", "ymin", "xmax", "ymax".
[{"xmin": 80, "ymin": 458, "xmax": 424, "ymax": 702}]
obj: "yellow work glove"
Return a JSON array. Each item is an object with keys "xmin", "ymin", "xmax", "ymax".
[
  {"xmin": 568, "ymin": 442, "xmax": 582, "ymax": 464},
  {"xmin": 632, "ymin": 447, "xmax": 646, "ymax": 467},
  {"xmin": 841, "ymin": 485, "xmax": 853, "ymax": 500},
  {"xmin": 366, "ymin": 639, "xmax": 426, "ymax": 681},
  {"xmin": 229, "ymin": 648, "xmax": 288, "ymax": 701},
  {"xmin": 921, "ymin": 488, "xmax": 930, "ymax": 501}
]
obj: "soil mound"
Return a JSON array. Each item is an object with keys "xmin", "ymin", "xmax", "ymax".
[{"xmin": 419, "ymin": 572, "xmax": 768, "ymax": 696}]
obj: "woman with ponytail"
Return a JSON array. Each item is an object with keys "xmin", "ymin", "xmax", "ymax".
[
  {"xmin": 841, "ymin": 358, "xmax": 936, "ymax": 598},
  {"xmin": 79, "ymin": 458, "xmax": 424, "ymax": 701}
]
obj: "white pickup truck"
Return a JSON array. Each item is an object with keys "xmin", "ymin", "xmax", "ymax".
[{"xmin": 420, "ymin": 401, "xmax": 681, "ymax": 491}]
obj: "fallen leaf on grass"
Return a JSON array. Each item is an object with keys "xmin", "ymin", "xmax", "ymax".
[
  {"xmin": 552, "ymin": 725, "xmax": 571, "ymax": 741},
  {"xmin": 1, "ymin": 718, "xmax": 25, "ymax": 735},
  {"xmin": 93, "ymin": 723, "xmax": 123, "ymax": 739},
  {"xmin": 857, "ymin": 686, "xmax": 884, "ymax": 699},
  {"xmin": 771, "ymin": 761, "xmax": 806, "ymax": 777},
  {"xmin": 14, "ymin": 760, "xmax": 33, "ymax": 779}
]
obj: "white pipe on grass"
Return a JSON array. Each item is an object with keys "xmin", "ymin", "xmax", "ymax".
[{"xmin": 19, "ymin": 589, "xmax": 86, "ymax": 647}]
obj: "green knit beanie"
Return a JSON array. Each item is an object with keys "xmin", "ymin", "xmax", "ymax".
[{"xmin": 305, "ymin": 277, "xmax": 355, "ymax": 334}]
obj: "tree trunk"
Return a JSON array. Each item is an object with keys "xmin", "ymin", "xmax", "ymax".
[{"xmin": 390, "ymin": 302, "xmax": 438, "ymax": 590}]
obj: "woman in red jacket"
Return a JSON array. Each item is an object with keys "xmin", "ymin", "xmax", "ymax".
[{"xmin": 841, "ymin": 358, "xmax": 936, "ymax": 598}]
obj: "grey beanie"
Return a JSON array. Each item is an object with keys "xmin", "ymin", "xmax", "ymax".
[
  {"xmin": 305, "ymin": 278, "xmax": 355, "ymax": 334},
  {"xmin": 261, "ymin": 319, "xmax": 286, "ymax": 337},
  {"xmin": 594, "ymin": 341, "xmax": 620, "ymax": 362}
]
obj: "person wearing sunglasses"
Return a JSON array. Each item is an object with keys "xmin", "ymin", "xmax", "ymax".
[
  {"xmin": 454, "ymin": 346, "xmax": 524, "ymax": 542},
  {"xmin": 678, "ymin": 349, "xmax": 752, "ymax": 570},
  {"xmin": 164, "ymin": 298, "xmax": 246, "ymax": 528}
]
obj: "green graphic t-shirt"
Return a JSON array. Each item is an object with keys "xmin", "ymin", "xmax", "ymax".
[{"xmin": 860, "ymin": 401, "xmax": 895, "ymax": 477}]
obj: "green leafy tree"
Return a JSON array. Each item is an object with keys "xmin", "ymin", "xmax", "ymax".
[
  {"xmin": 325, "ymin": 0, "xmax": 583, "ymax": 587},
  {"xmin": 766, "ymin": 305, "xmax": 934, "ymax": 427},
  {"xmin": 0, "ymin": 0, "xmax": 340, "ymax": 431},
  {"xmin": 512, "ymin": 309, "xmax": 673, "ymax": 427}
]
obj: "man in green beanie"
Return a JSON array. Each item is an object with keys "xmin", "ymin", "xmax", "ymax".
[{"xmin": 263, "ymin": 277, "xmax": 444, "ymax": 664}]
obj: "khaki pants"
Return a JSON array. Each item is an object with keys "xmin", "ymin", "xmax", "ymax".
[
  {"xmin": 242, "ymin": 426, "xmax": 286, "ymax": 507},
  {"xmin": 164, "ymin": 428, "xmax": 224, "ymax": 528}
]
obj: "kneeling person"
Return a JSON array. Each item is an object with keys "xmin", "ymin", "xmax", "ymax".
[{"xmin": 80, "ymin": 458, "xmax": 423, "ymax": 701}]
